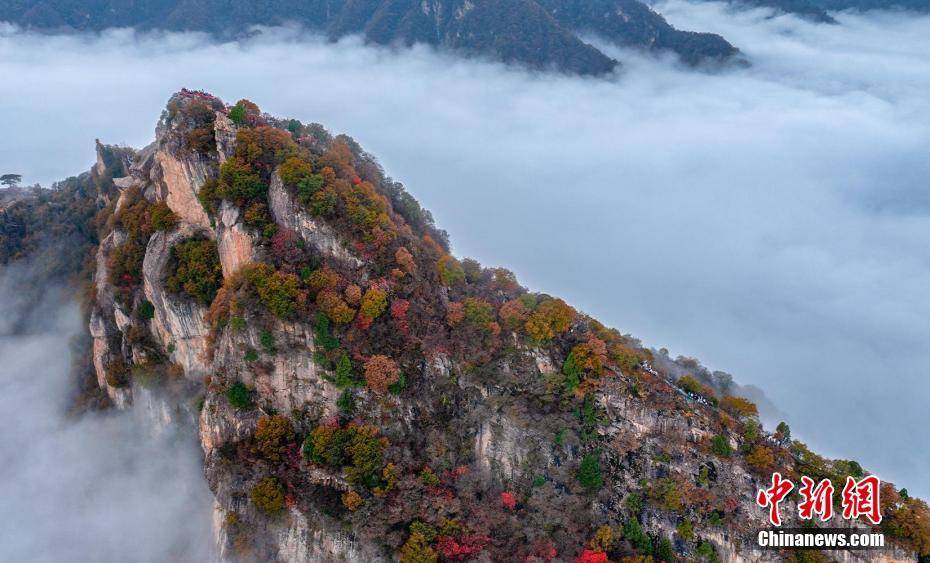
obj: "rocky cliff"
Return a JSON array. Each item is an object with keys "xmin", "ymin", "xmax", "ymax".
[{"xmin": 14, "ymin": 90, "xmax": 925, "ymax": 562}]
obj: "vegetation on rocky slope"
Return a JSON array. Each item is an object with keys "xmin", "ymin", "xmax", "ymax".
[{"xmin": 3, "ymin": 90, "xmax": 928, "ymax": 561}]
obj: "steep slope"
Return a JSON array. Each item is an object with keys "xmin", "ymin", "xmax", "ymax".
[
  {"xmin": 0, "ymin": 0, "xmax": 739, "ymax": 73},
  {"xmin": 3, "ymin": 90, "xmax": 929, "ymax": 562},
  {"xmin": 704, "ymin": 0, "xmax": 929, "ymax": 24}
]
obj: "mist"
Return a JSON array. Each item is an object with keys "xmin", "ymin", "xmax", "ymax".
[
  {"xmin": 0, "ymin": 272, "xmax": 214, "ymax": 561},
  {"xmin": 2, "ymin": 0, "xmax": 928, "ymax": 499}
]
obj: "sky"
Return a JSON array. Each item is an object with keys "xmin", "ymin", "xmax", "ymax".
[{"xmin": 1, "ymin": 0, "xmax": 928, "ymax": 501}]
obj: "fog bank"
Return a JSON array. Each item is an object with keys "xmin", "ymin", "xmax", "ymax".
[
  {"xmin": 0, "ymin": 277, "xmax": 214, "ymax": 561},
  {"xmin": 1, "ymin": 0, "xmax": 928, "ymax": 497}
]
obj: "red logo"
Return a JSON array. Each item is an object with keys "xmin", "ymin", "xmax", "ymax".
[
  {"xmin": 757, "ymin": 473, "xmax": 883, "ymax": 526},
  {"xmin": 841, "ymin": 475, "xmax": 882, "ymax": 525},
  {"xmin": 757, "ymin": 472, "xmax": 794, "ymax": 526},
  {"xmin": 798, "ymin": 476, "xmax": 834, "ymax": 521}
]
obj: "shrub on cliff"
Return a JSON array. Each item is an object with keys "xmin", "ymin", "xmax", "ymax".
[
  {"xmin": 335, "ymin": 352, "xmax": 356, "ymax": 388},
  {"xmin": 710, "ymin": 435, "xmax": 732, "ymax": 457},
  {"xmin": 577, "ymin": 452, "xmax": 603, "ymax": 490},
  {"xmin": 139, "ymin": 299, "xmax": 155, "ymax": 320},
  {"xmin": 253, "ymin": 415, "xmax": 295, "ymax": 463},
  {"xmin": 623, "ymin": 518, "xmax": 652, "ymax": 555},
  {"xmin": 244, "ymin": 263, "xmax": 300, "ymax": 319},
  {"xmin": 226, "ymin": 382, "xmax": 253, "ymax": 409},
  {"xmin": 148, "ymin": 202, "xmax": 177, "ymax": 231},
  {"xmin": 251, "ymin": 476, "xmax": 285, "ymax": 515},
  {"xmin": 105, "ymin": 357, "xmax": 130, "ymax": 387},
  {"xmin": 525, "ymin": 298, "xmax": 575, "ymax": 343},
  {"xmin": 166, "ymin": 238, "xmax": 222, "ymax": 305},
  {"xmin": 303, "ymin": 421, "xmax": 386, "ymax": 488},
  {"xmin": 364, "ymin": 355, "xmax": 400, "ymax": 393},
  {"xmin": 720, "ymin": 395, "xmax": 758, "ymax": 419}
]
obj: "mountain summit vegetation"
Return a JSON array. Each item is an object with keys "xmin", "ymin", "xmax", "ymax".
[
  {"xmin": 0, "ymin": 0, "xmax": 740, "ymax": 73},
  {"xmin": 1, "ymin": 90, "xmax": 928, "ymax": 561}
]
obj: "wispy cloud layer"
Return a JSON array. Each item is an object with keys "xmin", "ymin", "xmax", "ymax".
[
  {"xmin": 0, "ymin": 277, "xmax": 214, "ymax": 561},
  {"xmin": 1, "ymin": 1, "xmax": 928, "ymax": 496}
]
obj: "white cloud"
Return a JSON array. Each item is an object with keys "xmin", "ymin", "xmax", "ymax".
[
  {"xmin": 0, "ymin": 277, "xmax": 214, "ymax": 561},
  {"xmin": 1, "ymin": 0, "xmax": 927, "ymax": 498}
]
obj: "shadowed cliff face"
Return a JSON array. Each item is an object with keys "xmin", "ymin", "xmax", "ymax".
[{"xmin": 0, "ymin": 274, "xmax": 214, "ymax": 562}]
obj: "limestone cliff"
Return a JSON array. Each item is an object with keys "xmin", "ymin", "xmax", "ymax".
[{"xmin": 72, "ymin": 90, "xmax": 924, "ymax": 563}]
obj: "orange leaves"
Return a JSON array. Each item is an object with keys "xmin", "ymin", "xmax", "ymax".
[
  {"xmin": 395, "ymin": 246, "xmax": 416, "ymax": 275},
  {"xmin": 447, "ymin": 302, "xmax": 465, "ymax": 327},
  {"xmin": 525, "ymin": 298, "xmax": 575, "ymax": 343},
  {"xmin": 571, "ymin": 336, "xmax": 608, "ymax": 376},
  {"xmin": 720, "ymin": 395, "xmax": 759, "ymax": 419},
  {"xmin": 364, "ymin": 355, "xmax": 400, "ymax": 393},
  {"xmin": 317, "ymin": 289, "xmax": 356, "ymax": 325},
  {"xmin": 499, "ymin": 298, "xmax": 530, "ymax": 330}
]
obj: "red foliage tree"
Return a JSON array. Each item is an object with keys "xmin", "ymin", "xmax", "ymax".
[
  {"xmin": 501, "ymin": 491, "xmax": 517, "ymax": 511},
  {"xmin": 574, "ymin": 549, "xmax": 609, "ymax": 563},
  {"xmin": 435, "ymin": 535, "xmax": 490, "ymax": 560},
  {"xmin": 390, "ymin": 299, "xmax": 410, "ymax": 319}
]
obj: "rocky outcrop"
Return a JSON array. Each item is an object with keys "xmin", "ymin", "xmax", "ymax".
[
  {"xmin": 213, "ymin": 112, "xmax": 237, "ymax": 163},
  {"xmin": 267, "ymin": 172, "xmax": 362, "ymax": 268},
  {"xmin": 215, "ymin": 201, "xmax": 254, "ymax": 277},
  {"xmin": 152, "ymin": 150, "xmax": 212, "ymax": 229},
  {"xmin": 142, "ymin": 226, "xmax": 212, "ymax": 380},
  {"xmin": 213, "ymin": 320, "xmax": 341, "ymax": 415}
]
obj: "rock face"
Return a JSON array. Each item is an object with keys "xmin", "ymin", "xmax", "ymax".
[
  {"xmin": 216, "ymin": 201, "xmax": 254, "ymax": 277},
  {"xmin": 267, "ymin": 173, "xmax": 362, "ymax": 268},
  {"xmin": 79, "ymin": 91, "xmax": 919, "ymax": 563},
  {"xmin": 142, "ymin": 226, "xmax": 212, "ymax": 379}
]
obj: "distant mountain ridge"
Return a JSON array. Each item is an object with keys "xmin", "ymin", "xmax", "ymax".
[
  {"xmin": 714, "ymin": 0, "xmax": 930, "ymax": 24},
  {"xmin": 0, "ymin": 0, "xmax": 739, "ymax": 74}
]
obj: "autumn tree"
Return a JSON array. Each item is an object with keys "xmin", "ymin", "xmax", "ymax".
[
  {"xmin": 245, "ymin": 263, "xmax": 300, "ymax": 319},
  {"xmin": 400, "ymin": 531, "xmax": 438, "ymax": 563},
  {"xmin": 525, "ymin": 298, "xmax": 575, "ymax": 343},
  {"xmin": 364, "ymin": 355, "xmax": 400, "ymax": 393},
  {"xmin": 360, "ymin": 286, "xmax": 388, "ymax": 321},
  {"xmin": 253, "ymin": 415, "xmax": 295, "ymax": 462},
  {"xmin": 571, "ymin": 335, "xmax": 608, "ymax": 376},
  {"xmin": 720, "ymin": 395, "xmax": 759, "ymax": 419},
  {"xmin": 746, "ymin": 444, "xmax": 775, "ymax": 473},
  {"xmin": 499, "ymin": 298, "xmax": 530, "ymax": 330},
  {"xmin": 317, "ymin": 289, "xmax": 356, "ymax": 324},
  {"xmin": 251, "ymin": 476, "xmax": 285, "ymax": 514},
  {"xmin": 167, "ymin": 239, "xmax": 223, "ymax": 305},
  {"xmin": 436, "ymin": 255, "xmax": 465, "ymax": 286},
  {"xmin": 395, "ymin": 246, "xmax": 416, "ymax": 275}
]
